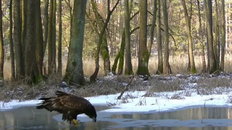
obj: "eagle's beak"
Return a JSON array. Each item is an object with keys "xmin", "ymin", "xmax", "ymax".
[{"xmin": 92, "ymin": 117, "xmax": 96, "ymax": 122}]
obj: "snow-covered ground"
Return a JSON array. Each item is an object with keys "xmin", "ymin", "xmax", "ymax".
[{"xmin": 1, "ymin": 83, "xmax": 232, "ymax": 112}]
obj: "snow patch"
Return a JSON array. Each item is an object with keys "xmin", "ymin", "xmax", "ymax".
[{"xmin": 1, "ymin": 87, "xmax": 232, "ymax": 113}]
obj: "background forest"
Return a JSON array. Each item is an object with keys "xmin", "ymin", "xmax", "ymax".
[{"xmin": 0, "ymin": 0, "xmax": 231, "ymax": 86}]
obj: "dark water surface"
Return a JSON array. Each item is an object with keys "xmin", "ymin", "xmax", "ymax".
[{"xmin": 1, "ymin": 105, "xmax": 232, "ymax": 130}]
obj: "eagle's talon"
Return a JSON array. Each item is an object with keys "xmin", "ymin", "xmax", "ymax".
[{"xmin": 72, "ymin": 119, "xmax": 79, "ymax": 126}]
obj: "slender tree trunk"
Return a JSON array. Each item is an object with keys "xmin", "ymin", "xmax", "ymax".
[
  {"xmin": 0, "ymin": 0, "xmax": 4, "ymax": 80},
  {"xmin": 124, "ymin": 0, "xmax": 133, "ymax": 75},
  {"xmin": 9, "ymin": 0, "xmax": 15, "ymax": 79},
  {"xmin": 214, "ymin": 0, "xmax": 220, "ymax": 69},
  {"xmin": 220, "ymin": 0, "xmax": 226, "ymax": 70},
  {"xmin": 58, "ymin": 0, "xmax": 62, "ymax": 76},
  {"xmin": 35, "ymin": 0, "xmax": 44, "ymax": 77},
  {"xmin": 90, "ymin": 0, "xmax": 120, "ymax": 82},
  {"xmin": 64, "ymin": 0, "xmax": 87, "ymax": 86},
  {"xmin": 13, "ymin": 0, "xmax": 24, "ymax": 79},
  {"xmin": 48, "ymin": 0, "xmax": 56, "ymax": 75},
  {"xmin": 43, "ymin": 0, "xmax": 49, "ymax": 52},
  {"xmin": 205, "ymin": 0, "xmax": 216, "ymax": 73},
  {"xmin": 181, "ymin": 0, "xmax": 196, "ymax": 73},
  {"xmin": 162, "ymin": 0, "xmax": 171, "ymax": 74},
  {"xmin": 137, "ymin": 0, "xmax": 149, "ymax": 75},
  {"xmin": 148, "ymin": 0, "xmax": 157, "ymax": 55},
  {"xmin": 156, "ymin": 0, "xmax": 163, "ymax": 74},
  {"xmin": 100, "ymin": 34, "xmax": 111, "ymax": 75},
  {"xmin": 112, "ymin": 29, "xmax": 125, "ymax": 75},
  {"xmin": 42, "ymin": 0, "xmax": 49, "ymax": 75},
  {"xmin": 21, "ymin": 0, "xmax": 27, "ymax": 54},
  {"xmin": 196, "ymin": 0, "xmax": 206, "ymax": 73}
]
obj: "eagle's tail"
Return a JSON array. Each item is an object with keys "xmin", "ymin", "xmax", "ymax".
[{"xmin": 36, "ymin": 97, "xmax": 55, "ymax": 111}]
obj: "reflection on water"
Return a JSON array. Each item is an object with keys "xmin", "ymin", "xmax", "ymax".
[{"xmin": 0, "ymin": 106, "xmax": 232, "ymax": 130}]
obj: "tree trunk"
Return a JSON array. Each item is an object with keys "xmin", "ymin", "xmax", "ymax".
[
  {"xmin": 35, "ymin": 0, "xmax": 44, "ymax": 77},
  {"xmin": 13, "ymin": 0, "xmax": 24, "ymax": 79},
  {"xmin": 124, "ymin": 0, "xmax": 133, "ymax": 75},
  {"xmin": 90, "ymin": 0, "xmax": 111, "ymax": 76},
  {"xmin": 9, "ymin": 0, "xmax": 15, "ymax": 79},
  {"xmin": 137, "ymin": 0, "xmax": 149, "ymax": 76},
  {"xmin": 64, "ymin": 0, "xmax": 87, "ymax": 86},
  {"xmin": 58, "ymin": 0, "xmax": 62, "ymax": 76},
  {"xmin": 156, "ymin": 0, "xmax": 163, "ymax": 74},
  {"xmin": 214, "ymin": 0, "xmax": 220, "ymax": 69},
  {"xmin": 112, "ymin": 29, "xmax": 125, "ymax": 75},
  {"xmin": 0, "ymin": 0, "xmax": 4, "ymax": 80},
  {"xmin": 162, "ymin": 0, "xmax": 171, "ymax": 74},
  {"xmin": 24, "ymin": 0, "xmax": 43, "ymax": 83},
  {"xmin": 205, "ymin": 0, "xmax": 216, "ymax": 73},
  {"xmin": 100, "ymin": 34, "xmax": 111, "ymax": 75},
  {"xmin": 148, "ymin": 0, "xmax": 157, "ymax": 55},
  {"xmin": 196, "ymin": 0, "xmax": 206, "ymax": 73},
  {"xmin": 48, "ymin": 0, "xmax": 56, "ymax": 75},
  {"xmin": 220, "ymin": 0, "xmax": 226, "ymax": 70},
  {"xmin": 43, "ymin": 0, "xmax": 49, "ymax": 52},
  {"xmin": 181, "ymin": 0, "xmax": 196, "ymax": 73},
  {"xmin": 90, "ymin": 0, "xmax": 120, "ymax": 82},
  {"xmin": 42, "ymin": 0, "xmax": 49, "ymax": 75}
]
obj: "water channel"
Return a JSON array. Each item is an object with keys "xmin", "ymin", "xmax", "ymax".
[{"xmin": 1, "ymin": 105, "xmax": 232, "ymax": 130}]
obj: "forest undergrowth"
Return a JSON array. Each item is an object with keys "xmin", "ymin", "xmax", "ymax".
[{"xmin": 1, "ymin": 72, "xmax": 232, "ymax": 102}]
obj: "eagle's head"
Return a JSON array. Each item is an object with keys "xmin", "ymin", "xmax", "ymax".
[{"xmin": 85, "ymin": 104, "xmax": 97, "ymax": 122}]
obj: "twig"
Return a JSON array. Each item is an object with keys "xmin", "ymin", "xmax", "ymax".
[{"xmin": 117, "ymin": 76, "xmax": 134, "ymax": 99}]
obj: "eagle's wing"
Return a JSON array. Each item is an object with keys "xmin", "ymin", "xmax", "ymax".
[
  {"xmin": 37, "ymin": 91, "xmax": 97, "ymax": 123},
  {"xmin": 37, "ymin": 92, "xmax": 91, "ymax": 114},
  {"xmin": 56, "ymin": 95, "xmax": 90, "ymax": 113}
]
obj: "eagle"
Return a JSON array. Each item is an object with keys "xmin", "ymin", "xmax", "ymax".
[{"xmin": 36, "ymin": 91, "xmax": 97, "ymax": 125}]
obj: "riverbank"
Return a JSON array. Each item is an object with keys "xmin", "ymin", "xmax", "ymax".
[{"xmin": 1, "ymin": 73, "xmax": 232, "ymax": 112}]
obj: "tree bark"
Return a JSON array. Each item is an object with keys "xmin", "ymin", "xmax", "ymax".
[
  {"xmin": 24, "ymin": 0, "xmax": 43, "ymax": 83},
  {"xmin": 9, "ymin": 0, "xmax": 15, "ymax": 79},
  {"xmin": 112, "ymin": 29, "xmax": 125, "ymax": 75},
  {"xmin": 156, "ymin": 0, "xmax": 163, "ymax": 74},
  {"xmin": 220, "ymin": 0, "xmax": 226, "ymax": 70},
  {"xmin": 214, "ymin": 0, "xmax": 220, "ymax": 69},
  {"xmin": 137, "ymin": 0, "xmax": 149, "ymax": 75},
  {"xmin": 13, "ymin": 0, "xmax": 25, "ymax": 79},
  {"xmin": 148, "ymin": 0, "xmax": 157, "ymax": 55},
  {"xmin": 124, "ymin": 0, "xmax": 133, "ymax": 75},
  {"xmin": 205, "ymin": 0, "xmax": 216, "ymax": 73},
  {"xmin": 196, "ymin": 0, "xmax": 206, "ymax": 73},
  {"xmin": 162, "ymin": 0, "xmax": 171, "ymax": 74},
  {"xmin": 41, "ymin": 0, "xmax": 49, "ymax": 75},
  {"xmin": 0, "ymin": 0, "xmax": 4, "ymax": 80},
  {"xmin": 90, "ymin": 0, "xmax": 120, "ymax": 82},
  {"xmin": 58, "ymin": 0, "xmax": 63, "ymax": 76},
  {"xmin": 181, "ymin": 0, "xmax": 196, "ymax": 73},
  {"xmin": 48, "ymin": 0, "xmax": 57, "ymax": 75},
  {"xmin": 64, "ymin": 0, "xmax": 87, "ymax": 86}
]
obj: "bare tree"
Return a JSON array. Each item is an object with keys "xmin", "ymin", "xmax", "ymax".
[{"xmin": 181, "ymin": 0, "xmax": 196, "ymax": 73}]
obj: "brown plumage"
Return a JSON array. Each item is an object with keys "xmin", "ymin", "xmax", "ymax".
[{"xmin": 36, "ymin": 91, "xmax": 97, "ymax": 124}]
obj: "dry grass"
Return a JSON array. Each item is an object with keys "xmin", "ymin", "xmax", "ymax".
[
  {"xmin": 147, "ymin": 77, "xmax": 184, "ymax": 92},
  {"xmin": 2, "ymin": 53, "xmax": 232, "ymax": 101},
  {"xmin": 195, "ymin": 76, "xmax": 232, "ymax": 95},
  {"xmin": 3, "ymin": 53, "xmax": 232, "ymax": 80}
]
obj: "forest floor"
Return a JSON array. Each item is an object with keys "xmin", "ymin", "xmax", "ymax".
[{"xmin": 0, "ymin": 73, "xmax": 232, "ymax": 102}]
